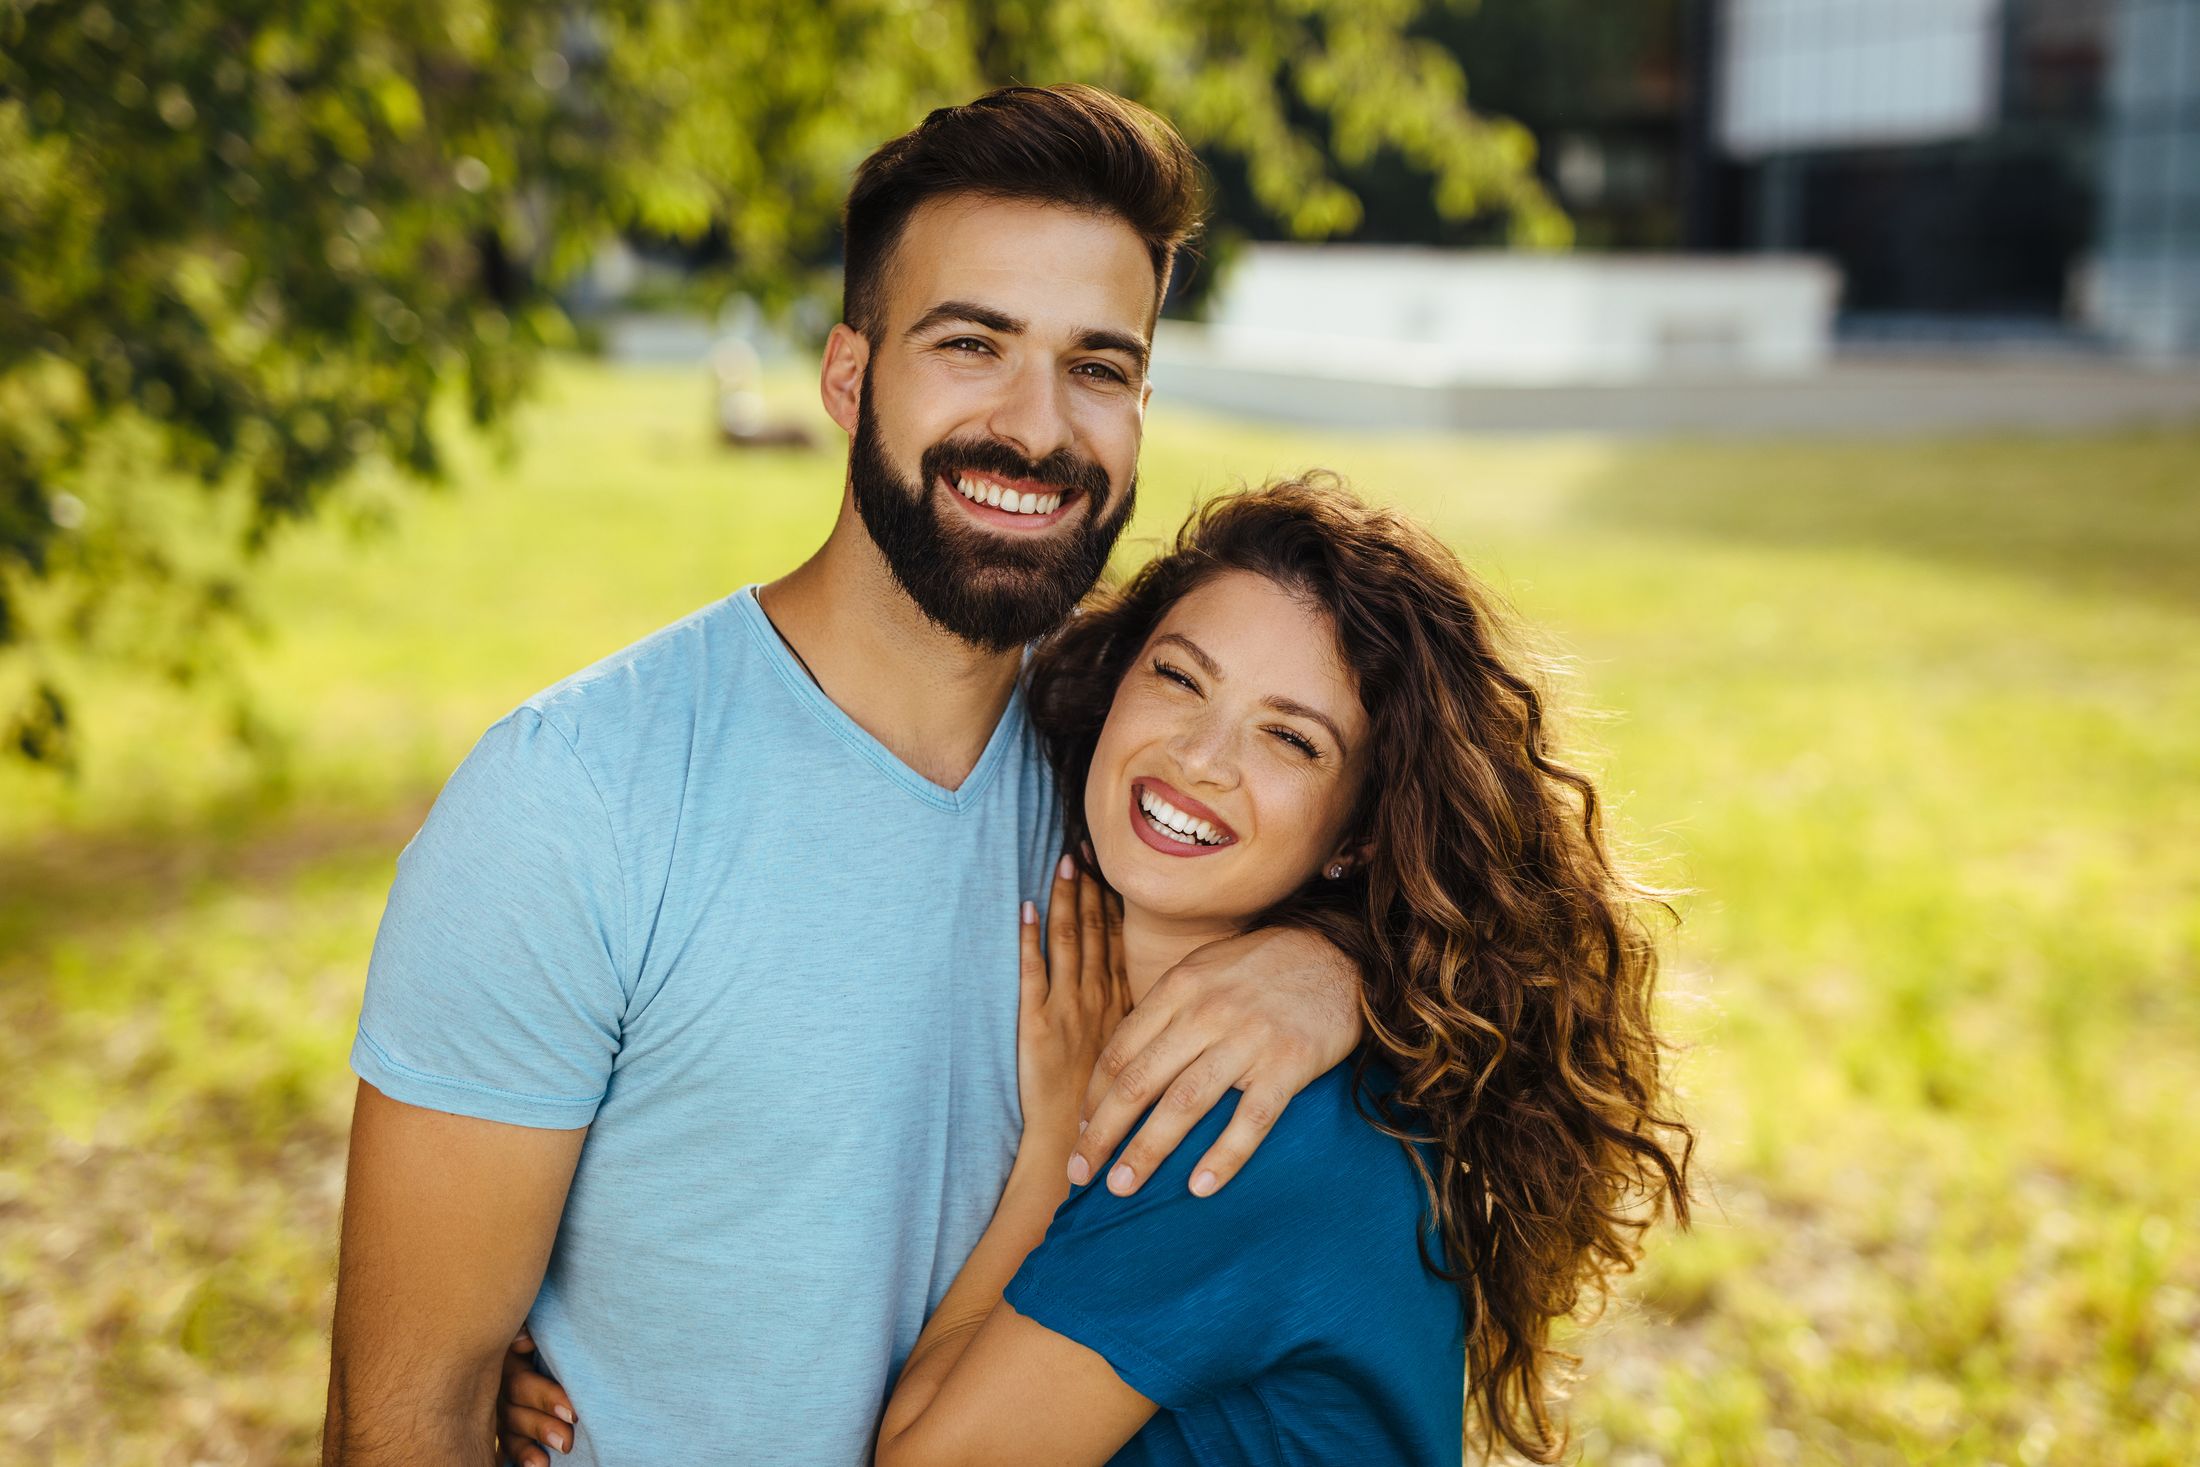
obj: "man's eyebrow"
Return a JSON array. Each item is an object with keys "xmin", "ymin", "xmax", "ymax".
[
  {"xmin": 1076, "ymin": 327, "xmax": 1150, "ymax": 368},
  {"xmin": 904, "ymin": 301, "xmax": 1149, "ymax": 369},
  {"xmin": 903, "ymin": 300, "xmax": 1025, "ymax": 338}
]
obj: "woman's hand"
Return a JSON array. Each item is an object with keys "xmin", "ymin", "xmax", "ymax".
[
  {"xmin": 1016, "ymin": 856, "xmax": 1131, "ymax": 1166},
  {"xmin": 494, "ymin": 1329, "xmax": 578, "ymax": 1465}
]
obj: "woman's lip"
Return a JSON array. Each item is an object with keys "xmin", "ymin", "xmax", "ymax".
[
  {"xmin": 1127, "ymin": 777, "xmax": 1238, "ymax": 859},
  {"xmin": 1135, "ymin": 776, "xmax": 1234, "ymax": 836},
  {"xmin": 1127, "ymin": 784, "xmax": 1231, "ymax": 858}
]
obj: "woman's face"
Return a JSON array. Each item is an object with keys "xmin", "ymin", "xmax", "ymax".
[{"xmin": 1085, "ymin": 570, "xmax": 1370, "ymax": 925}]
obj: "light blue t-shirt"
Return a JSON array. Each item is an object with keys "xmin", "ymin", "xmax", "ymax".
[{"xmin": 351, "ymin": 585, "xmax": 1062, "ymax": 1465}]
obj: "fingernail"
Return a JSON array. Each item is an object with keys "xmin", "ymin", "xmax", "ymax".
[
  {"xmin": 547, "ymin": 1430, "xmax": 566, "ymax": 1452},
  {"xmin": 554, "ymin": 1405, "xmax": 575, "ymax": 1426},
  {"xmin": 1080, "ymin": 839, "xmax": 1095, "ymax": 862},
  {"xmin": 1067, "ymin": 1154, "xmax": 1090, "ymax": 1185},
  {"xmin": 1191, "ymin": 1169, "xmax": 1218, "ymax": 1197},
  {"xmin": 1077, "ymin": 1118, "xmax": 1087, "ymax": 1134},
  {"xmin": 1021, "ymin": 900, "xmax": 1037, "ymax": 925},
  {"xmin": 1108, "ymin": 1163, "xmax": 1135, "ymax": 1194},
  {"xmin": 1058, "ymin": 853, "xmax": 1076, "ymax": 880}
]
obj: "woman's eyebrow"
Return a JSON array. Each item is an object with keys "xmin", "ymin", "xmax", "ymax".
[
  {"xmin": 1263, "ymin": 694, "xmax": 1348, "ymax": 753},
  {"xmin": 1152, "ymin": 631, "xmax": 1221, "ymax": 678},
  {"xmin": 1155, "ymin": 632, "xmax": 1349, "ymax": 751}
]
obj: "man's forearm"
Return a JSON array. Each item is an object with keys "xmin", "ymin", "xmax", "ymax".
[{"xmin": 322, "ymin": 1350, "xmax": 500, "ymax": 1467}]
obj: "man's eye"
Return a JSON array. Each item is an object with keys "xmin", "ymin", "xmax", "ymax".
[
  {"xmin": 1074, "ymin": 361, "xmax": 1128, "ymax": 384},
  {"xmin": 940, "ymin": 337, "xmax": 993, "ymax": 355}
]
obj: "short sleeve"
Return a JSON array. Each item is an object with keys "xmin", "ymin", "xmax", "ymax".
[
  {"xmin": 1002, "ymin": 1090, "xmax": 1332, "ymax": 1408},
  {"xmin": 350, "ymin": 707, "xmax": 629, "ymax": 1129}
]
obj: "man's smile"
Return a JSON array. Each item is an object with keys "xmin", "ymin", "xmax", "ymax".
[{"xmin": 942, "ymin": 469, "xmax": 1086, "ymax": 530}]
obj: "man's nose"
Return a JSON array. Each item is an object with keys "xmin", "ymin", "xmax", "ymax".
[{"xmin": 984, "ymin": 356, "xmax": 1075, "ymax": 465}]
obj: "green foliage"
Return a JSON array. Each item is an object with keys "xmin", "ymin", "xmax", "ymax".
[{"xmin": 0, "ymin": 0, "xmax": 1562, "ymax": 767}]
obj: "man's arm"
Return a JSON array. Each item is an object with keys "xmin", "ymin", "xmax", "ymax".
[
  {"xmin": 1066, "ymin": 923, "xmax": 1360, "ymax": 1199},
  {"xmin": 322, "ymin": 1081, "xmax": 586, "ymax": 1467}
]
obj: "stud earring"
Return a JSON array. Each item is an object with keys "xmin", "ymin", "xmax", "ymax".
[{"xmin": 1325, "ymin": 863, "xmax": 1346, "ymax": 880}]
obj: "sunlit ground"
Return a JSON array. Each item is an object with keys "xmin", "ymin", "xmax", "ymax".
[{"xmin": 3, "ymin": 360, "xmax": 2196, "ymax": 1465}]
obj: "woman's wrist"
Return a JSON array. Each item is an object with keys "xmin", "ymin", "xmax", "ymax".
[{"xmin": 1010, "ymin": 1123, "xmax": 1076, "ymax": 1204}]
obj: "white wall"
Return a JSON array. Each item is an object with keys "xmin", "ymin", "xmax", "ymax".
[
  {"xmin": 1718, "ymin": 0, "xmax": 2004, "ymax": 156},
  {"xmin": 1186, "ymin": 246, "xmax": 1839, "ymax": 384}
]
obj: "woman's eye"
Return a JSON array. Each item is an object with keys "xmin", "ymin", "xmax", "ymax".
[
  {"xmin": 1152, "ymin": 659, "xmax": 1198, "ymax": 692},
  {"xmin": 1268, "ymin": 727, "xmax": 1320, "ymax": 759}
]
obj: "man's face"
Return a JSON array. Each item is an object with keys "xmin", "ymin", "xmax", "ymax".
[{"xmin": 847, "ymin": 194, "xmax": 1155, "ymax": 652}]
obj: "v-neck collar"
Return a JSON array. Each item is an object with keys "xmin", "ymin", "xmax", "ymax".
[{"xmin": 732, "ymin": 585, "xmax": 1026, "ymax": 813}]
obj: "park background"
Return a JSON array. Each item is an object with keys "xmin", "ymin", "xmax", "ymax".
[{"xmin": 2, "ymin": 2, "xmax": 2197, "ymax": 1464}]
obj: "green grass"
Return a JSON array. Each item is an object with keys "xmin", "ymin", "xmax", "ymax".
[{"xmin": 3, "ymin": 360, "xmax": 2196, "ymax": 1465}]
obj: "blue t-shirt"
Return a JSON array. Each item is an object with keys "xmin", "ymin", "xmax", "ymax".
[
  {"xmin": 1005, "ymin": 1062, "xmax": 1468, "ymax": 1466},
  {"xmin": 351, "ymin": 585, "xmax": 1062, "ymax": 1466}
]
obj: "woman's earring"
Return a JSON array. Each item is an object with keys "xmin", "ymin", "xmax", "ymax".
[{"xmin": 1325, "ymin": 863, "xmax": 1346, "ymax": 880}]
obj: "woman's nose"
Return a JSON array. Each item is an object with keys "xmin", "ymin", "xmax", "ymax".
[{"xmin": 1167, "ymin": 715, "xmax": 1239, "ymax": 789}]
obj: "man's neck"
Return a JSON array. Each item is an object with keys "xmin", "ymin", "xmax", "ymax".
[{"xmin": 759, "ymin": 501, "xmax": 1024, "ymax": 792}]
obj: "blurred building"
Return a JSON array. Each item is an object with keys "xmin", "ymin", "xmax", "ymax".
[
  {"xmin": 1688, "ymin": 0, "xmax": 2196, "ymax": 358},
  {"xmin": 1281, "ymin": 0, "xmax": 2197, "ymax": 362},
  {"xmin": 2092, "ymin": 0, "xmax": 2200, "ymax": 356}
]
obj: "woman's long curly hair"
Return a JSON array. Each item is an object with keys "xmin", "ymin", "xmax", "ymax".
[{"xmin": 1024, "ymin": 474, "xmax": 1694, "ymax": 1462}]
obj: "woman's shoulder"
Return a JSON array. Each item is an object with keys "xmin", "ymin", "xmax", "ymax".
[
  {"xmin": 1089, "ymin": 1058, "xmax": 1432, "ymax": 1239},
  {"xmin": 1245, "ymin": 1059, "xmax": 1429, "ymax": 1199},
  {"xmin": 1009, "ymin": 1056, "xmax": 1456, "ymax": 1409}
]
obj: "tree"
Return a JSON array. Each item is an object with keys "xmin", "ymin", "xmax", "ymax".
[{"xmin": 0, "ymin": 0, "xmax": 1564, "ymax": 767}]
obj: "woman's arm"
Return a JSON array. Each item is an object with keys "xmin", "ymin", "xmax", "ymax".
[{"xmin": 874, "ymin": 861, "xmax": 1157, "ymax": 1467}]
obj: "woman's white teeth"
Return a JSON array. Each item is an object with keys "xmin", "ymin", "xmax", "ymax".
[
  {"xmin": 1138, "ymin": 787, "xmax": 1225, "ymax": 846},
  {"xmin": 955, "ymin": 476, "xmax": 1062, "ymax": 516}
]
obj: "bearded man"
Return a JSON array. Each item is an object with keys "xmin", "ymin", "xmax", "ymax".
[{"xmin": 321, "ymin": 85, "xmax": 1361, "ymax": 1466}]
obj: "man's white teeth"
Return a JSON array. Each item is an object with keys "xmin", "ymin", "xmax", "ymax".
[
  {"xmin": 955, "ymin": 476, "xmax": 1063, "ymax": 516},
  {"xmin": 1137, "ymin": 787, "xmax": 1226, "ymax": 846}
]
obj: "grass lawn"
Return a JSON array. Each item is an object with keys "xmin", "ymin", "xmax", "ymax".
[{"xmin": 2, "ymin": 360, "xmax": 2195, "ymax": 1465}]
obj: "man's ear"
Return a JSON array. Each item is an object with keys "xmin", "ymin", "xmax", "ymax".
[{"xmin": 819, "ymin": 322, "xmax": 870, "ymax": 435}]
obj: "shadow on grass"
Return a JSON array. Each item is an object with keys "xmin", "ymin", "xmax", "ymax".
[
  {"xmin": 1558, "ymin": 426, "xmax": 2200, "ymax": 614},
  {"xmin": 0, "ymin": 797, "xmax": 430, "ymax": 963}
]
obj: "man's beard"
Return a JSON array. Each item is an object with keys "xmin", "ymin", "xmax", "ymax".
[{"xmin": 849, "ymin": 378, "xmax": 1135, "ymax": 653}]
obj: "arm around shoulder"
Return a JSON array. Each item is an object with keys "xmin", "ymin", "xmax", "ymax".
[{"xmin": 321, "ymin": 1081, "xmax": 585, "ymax": 1467}]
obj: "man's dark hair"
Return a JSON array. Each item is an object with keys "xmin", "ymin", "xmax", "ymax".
[{"xmin": 841, "ymin": 84, "xmax": 1205, "ymax": 339}]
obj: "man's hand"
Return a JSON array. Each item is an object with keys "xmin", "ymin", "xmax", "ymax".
[{"xmin": 1067, "ymin": 924, "xmax": 1361, "ymax": 1199}]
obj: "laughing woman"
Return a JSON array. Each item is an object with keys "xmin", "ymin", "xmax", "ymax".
[{"xmin": 499, "ymin": 475, "xmax": 1692, "ymax": 1464}]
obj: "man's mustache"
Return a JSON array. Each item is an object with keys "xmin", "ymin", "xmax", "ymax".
[{"xmin": 919, "ymin": 436, "xmax": 1111, "ymax": 500}]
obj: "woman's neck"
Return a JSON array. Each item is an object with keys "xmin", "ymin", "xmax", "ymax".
[{"xmin": 1118, "ymin": 902, "xmax": 1243, "ymax": 1004}]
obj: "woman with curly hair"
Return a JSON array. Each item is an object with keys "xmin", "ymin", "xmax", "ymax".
[{"xmin": 497, "ymin": 473, "xmax": 1691, "ymax": 1465}]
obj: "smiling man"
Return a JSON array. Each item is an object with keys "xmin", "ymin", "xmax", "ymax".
[{"xmin": 321, "ymin": 87, "xmax": 1362, "ymax": 1466}]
